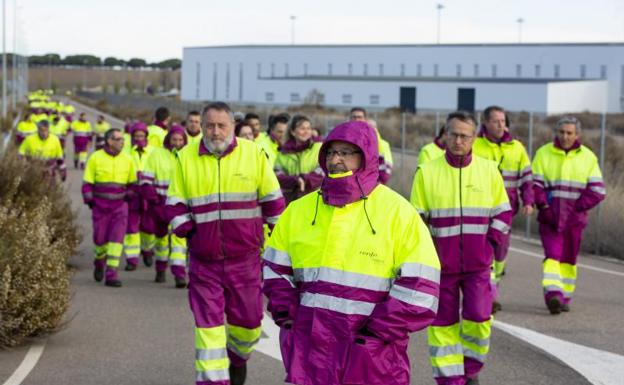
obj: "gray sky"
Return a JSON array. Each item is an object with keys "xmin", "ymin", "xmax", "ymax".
[{"xmin": 6, "ymin": 0, "xmax": 624, "ymax": 61}]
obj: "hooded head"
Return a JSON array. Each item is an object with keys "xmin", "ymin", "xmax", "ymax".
[
  {"xmin": 130, "ymin": 121, "xmax": 148, "ymax": 148},
  {"xmin": 164, "ymin": 124, "xmax": 188, "ymax": 151},
  {"xmin": 318, "ymin": 121, "xmax": 379, "ymax": 206}
]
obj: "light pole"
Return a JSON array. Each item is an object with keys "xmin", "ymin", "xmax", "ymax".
[
  {"xmin": 436, "ymin": 3, "xmax": 444, "ymax": 44},
  {"xmin": 290, "ymin": 15, "xmax": 296, "ymax": 45},
  {"xmin": 2, "ymin": 0, "xmax": 7, "ymax": 119},
  {"xmin": 517, "ymin": 18, "xmax": 525, "ymax": 43},
  {"xmin": 11, "ymin": 0, "xmax": 16, "ymax": 108}
]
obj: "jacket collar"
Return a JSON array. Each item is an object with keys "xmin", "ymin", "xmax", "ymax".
[
  {"xmin": 553, "ymin": 137, "xmax": 581, "ymax": 153},
  {"xmin": 479, "ymin": 125, "xmax": 513, "ymax": 144},
  {"xmin": 199, "ymin": 136, "xmax": 238, "ymax": 157},
  {"xmin": 445, "ymin": 150, "xmax": 472, "ymax": 168}
]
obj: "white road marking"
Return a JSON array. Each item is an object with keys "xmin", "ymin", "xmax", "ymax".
[
  {"xmin": 509, "ymin": 246, "xmax": 624, "ymax": 277},
  {"xmin": 255, "ymin": 313, "xmax": 283, "ymax": 361},
  {"xmin": 2, "ymin": 341, "xmax": 46, "ymax": 385},
  {"xmin": 494, "ymin": 320, "xmax": 624, "ymax": 385}
]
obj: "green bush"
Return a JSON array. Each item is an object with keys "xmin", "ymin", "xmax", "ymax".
[{"xmin": 0, "ymin": 151, "xmax": 79, "ymax": 348}]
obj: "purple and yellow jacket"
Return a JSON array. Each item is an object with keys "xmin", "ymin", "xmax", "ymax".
[{"xmin": 82, "ymin": 147, "xmax": 138, "ymax": 210}]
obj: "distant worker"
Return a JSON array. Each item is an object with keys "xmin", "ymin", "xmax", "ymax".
[
  {"xmin": 245, "ymin": 112, "xmax": 263, "ymax": 140},
  {"xmin": 472, "ymin": 106, "xmax": 534, "ymax": 313},
  {"xmin": 533, "ymin": 116, "xmax": 606, "ymax": 315},
  {"xmin": 274, "ymin": 115, "xmax": 324, "ymax": 204},
  {"xmin": 263, "ymin": 120, "xmax": 440, "ymax": 385},
  {"xmin": 147, "ymin": 107, "xmax": 171, "ymax": 148},
  {"xmin": 63, "ymin": 103, "xmax": 76, "ymax": 122},
  {"xmin": 82, "ymin": 128, "xmax": 137, "ymax": 287},
  {"xmin": 71, "ymin": 112, "xmax": 93, "ymax": 169},
  {"xmin": 18, "ymin": 120, "xmax": 67, "ymax": 182},
  {"xmin": 166, "ymin": 102, "xmax": 285, "ymax": 385},
  {"xmin": 184, "ymin": 110, "xmax": 203, "ymax": 145},
  {"xmin": 50, "ymin": 115, "xmax": 71, "ymax": 152},
  {"xmin": 235, "ymin": 121, "xmax": 255, "ymax": 141},
  {"xmin": 411, "ymin": 111, "xmax": 512, "ymax": 385},
  {"xmin": 94, "ymin": 115, "xmax": 111, "ymax": 150},
  {"xmin": 418, "ymin": 126, "xmax": 447, "ymax": 166},
  {"xmin": 15, "ymin": 112, "xmax": 38, "ymax": 145},
  {"xmin": 141, "ymin": 125, "xmax": 188, "ymax": 287},
  {"xmin": 349, "ymin": 107, "xmax": 393, "ymax": 184},
  {"xmin": 256, "ymin": 113, "xmax": 289, "ymax": 167}
]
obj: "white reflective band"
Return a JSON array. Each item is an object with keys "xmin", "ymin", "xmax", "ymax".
[
  {"xmin": 141, "ymin": 171, "xmax": 155, "ymax": 179},
  {"xmin": 300, "ymin": 292, "xmax": 375, "ymax": 316},
  {"xmin": 171, "ymin": 246, "xmax": 187, "ymax": 254},
  {"xmin": 542, "ymin": 273, "xmax": 562, "ymax": 281},
  {"xmin": 263, "ymin": 265, "xmax": 296, "ymax": 288},
  {"xmin": 429, "ymin": 207, "xmax": 491, "ymax": 218},
  {"xmin": 590, "ymin": 186, "xmax": 606, "ymax": 195},
  {"xmin": 430, "ymin": 224, "xmax": 489, "ymax": 238},
  {"xmin": 551, "ymin": 190, "xmax": 581, "ymax": 199},
  {"xmin": 154, "ymin": 179, "xmax": 169, "ymax": 187},
  {"xmin": 463, "ymin": 347, "xmax": 487, "ymax": 363},
  {"xmin": 429, "ymin": 344, "xmax": 463, "ymax": 357},
  {"xmin": 543, "ymin": 284, "xmax": 563, "ymax": 293},
  {"xmin": 166, "ymin": 196, "xmax": 188, "ymax": 206},
  {"xmin": 562, "ymin": 278, "xmax": 576, "ymax": 285},
  {"xmin": 433, "ymin": 364, "xmax": 465, "ymax": 377},
  {"xmin": 170, "ymin": 259, "xmax": 186, "ymax": 266},
  {"xmin": 263, "ymin": 247, "xmax": 292, "ymax": 267},
  {"xmin": 73, "ymin": 132, "xmax": 91, "ymax": 137},
  {"xmin": 156, "ymin": 187, "xmax": 169, "ymax": 196},
  {"xmin": 266, "ymin": 215, "xmax": 280, "ymax": 225},
  {"xmin": 313, "ymin": 167, "xmax": 325, "ymax": 176},
  {"xmin": 504, "ymin": 180, "xmax": 519, "ymax": 188},
  {"xmin": 194, "ymin": 207, "xmax": 262, "ymax": 223},
  {"xmin": 501, "ymin": 170, "xmax": 518, "ymax": 177},
  {"xmin": 171, "ymin": 213, "xmax": 192, "ymax": 230},
  {"xmin": 196, "ymin": 368, "xmax": 229, "ymax": 382},
  {"xmin": 226, "ymin": 342, "xmax": 251, "ymax": 359},
  {"xmin": 189, "ymin": 192, "xmax": 258, "ymax": 207},
  {"xmin": 389, "ymin": 284, "xmax": 439, "ymax": 312},
  {"xmin": 533, "ymin": 174, "xmax": 544, "ymax": 182},
  {"xmin": 518, "ymin": 174, "xmax": 533, "ymax": 185},
  {"xmin": 460, "ymin": 333, "xmax": 490, "ymax": 347},
  {"xmin": 520, "ymin": 166, "xmax": 532, "ymax": 175},
  {"xmin": 491, "ymin": 219, "xmax": 510, "ymax": 234},
  {"xmin": 547, "ymin": 180, "xmax": 586, "ymax": 189},
  {"xmin": 491, "ymin": 202, "xmax": 512, "ymax": 217},
  {"xmin": 259, "ymin": 189, "xmax": 283, "ymax": 203},
  {"xmin": 588, "ymin": 176, "xmax": 603, "ymax": 184},
  {"xmin": 399, "ymin": 262, "xmax": 440, "ymax": 283},
  {"xmin": 293, "ymin": 267, "xmax": 392, "ymax": 292}
]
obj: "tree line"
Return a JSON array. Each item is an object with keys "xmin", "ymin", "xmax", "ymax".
[{"xmin": 25, "ymin": 54, "xmax": 181, "ymax": 70}]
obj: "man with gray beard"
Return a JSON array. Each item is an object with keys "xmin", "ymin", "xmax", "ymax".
[{"xmin": 166, "ymin": 102, "xmax": 285, "ymax": 385}]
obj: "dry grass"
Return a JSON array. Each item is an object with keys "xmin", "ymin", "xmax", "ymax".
[{"xmin": 0, "ymin": 150, "xmax": 80, "ymax": 348}]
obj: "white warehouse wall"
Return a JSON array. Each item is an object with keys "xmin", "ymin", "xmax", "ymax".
[{"xmin": 547, "ymin": 81, "xmax": 608, "ymax": 114}]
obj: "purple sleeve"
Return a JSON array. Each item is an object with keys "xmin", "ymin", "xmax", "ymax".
[{"xmin": 575, "ymin": 181, "xmax": 606, "ymax": 212}]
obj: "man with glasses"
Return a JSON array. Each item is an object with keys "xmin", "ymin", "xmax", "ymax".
[
  {"xmin": 82, "ymin": 128, "xmax": 137, "ymax": 287},
  {"xmin": 263, "ymin": 120, "xmax": 440, "ymax": 385},
  {"xmin": 411, "ymin": 111, "xmax": 512, "ymax": 385},
  {"xmin": 532, "ymin": 116, "xmax": 606, "ymax": 315},
  {"xmin": 472, "ymin": 106, "xmax": 534, "ymax": 314},
  {"xmin": 166, "ymin": 102, "xmax": 285, "ymax": 385}
]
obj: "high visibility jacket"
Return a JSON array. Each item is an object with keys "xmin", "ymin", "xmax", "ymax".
[
  {"xmin": 417, "ymin": 141, "xmax": 445, "ymax": 166},
  {"xmin": 379, "ymin": 138, "xmax": 394, "ymax": 184},
  {"xmin": 32, "ymin": 113, "xmax": 49, "ymax": 124},
  {"xmin": 532, "ymin": 141, "xmax": 606, "ymax": 231},
  {"xmin": 129, "ymin": 145, "xmax": 154, "ymax": 173},
  {"xmin": 63, "ymin": 104, "xmax": 75, "ymax": 115},
  {"xmin": 122, "ymin": 133, "xmax": 132, "ymax": 154},
  {"xmin": 18, "ymin": 134, "xmax": 64, "ymax": 162},
  {"xmin": 473, "ymin": 132, "xmax": 534, "ymax": 213},
  {"xmin": 147, "ymin": 124, "xmax": 167, "ymax": 148},
  {"xmin": 50, "ymin": 118, "xmax": 70, "ymax": 138},
  {"xmin": 15, "ymin": 120, "xmax": 37, "ymax": 143},
  {"xmin": 263, "ymin": 184, "xmax": 440, "ymax": 385},
  {"xmin": 71, "ymin": 120, "xmax": 92, "ymax": 139},
  {"xmin": 166, "ymin": 138, "xmax": 285, "ymax": 261},
  {"xmin": 94, "ymin": 121, "xmax": 111, "ymax": 135},
  {"xmin": 274, "ymin": 140, "xmax": 324, "ymax": 203},
  {"xmin": 410, "ymin": 152, "xmax": 512, "ymax": 273},
  {"xmin": 186, "ymin": 132, "xmax": 203, "ymax": 146},
  {"xmin": 256, "ymin": 133, "xmax": 280, "ymax": 167},
  {"xmin": 82, "ymin": 149, "xmax": 137, "ymax": 211},
  {"xmin": 141, "ymin": 147, "xmax": 176, "ymax": 205}
]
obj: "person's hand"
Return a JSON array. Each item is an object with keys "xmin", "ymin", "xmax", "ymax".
[
  {"xmin": 297, "ymin": 177, "xmax": 305, "ymax": 192},
  {"xmin": 521, "ymin": 205, "xmax": 534, "ymax": 217}
]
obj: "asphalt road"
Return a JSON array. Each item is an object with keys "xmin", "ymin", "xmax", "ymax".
[{"xmin": 2, "ymin": 100, "xmax": 622, "ymax": 385}]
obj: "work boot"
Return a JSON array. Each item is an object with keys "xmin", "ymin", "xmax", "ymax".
[
  {"xmin": 93, "ymin": 266, "xmax": 104, "ymax": 282},
  {"xmin": 125, "ymin": 263, "xmax": 137, "ymax": 271},
  {"xmin": 174, "ymin": 276, "xmax": 187, "ymax": 289},
  {"xmin": 491, "ymin": 301, "xmax": 502, "ymax": 314},
  {"xmin": 142, "ymin": 252, "xmax": 154, "ymax": 267},
  {"xmin": 547, "ymin": 297, "xmax": 562, "ymax": 315},
  {"xmin": 229, "ymin": 363, "xmax": 247, "ymax": 385},
  {"xmin": 155, "ymin": 271, "xmax": 166, "ymax": 283},
  {"xmin": 105, "ymin": 279, "xmax": 122, "ymax": 288},
  {"xmin": 561, "ymin": 303, "xmax": 570, "ymax": 312},
  {"xmin": 466, "ymin": 377, "xmax": 480, "ymax": 385}
]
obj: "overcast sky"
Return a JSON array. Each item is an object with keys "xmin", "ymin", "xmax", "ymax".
[{"xmin": 5, "ymin": 0, "xmax": 624, "ymax": 61}]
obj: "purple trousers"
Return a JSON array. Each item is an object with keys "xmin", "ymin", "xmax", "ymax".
[
  {"xmin": 73, "ymin": 136, "xmax": 90, "ymax": 153},
  {"xmin": 92, "ymin": 202, "xmax": 128, "ymax": 281}
]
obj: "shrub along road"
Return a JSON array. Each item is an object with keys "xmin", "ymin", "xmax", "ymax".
[{"xmin": 1, "ymin": 101, "xmax": 623, "ymax": 385}]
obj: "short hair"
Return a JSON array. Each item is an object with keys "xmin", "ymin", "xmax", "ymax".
[
  {"xmin": 555, "ymin": 116, "xmax": 582, "ymax": 134},
  {"xmin": 244, "ymin": 112, "xmax": 260, "ymax": 121},
  {"xmin": 37, "ymin": 120, "xmax": 50, "ymax": 128},
  {"xmin": 350, "ymin": 107, "xmax": 367, "ymax": 118},
  {"xmin": 201, "ymin": 102, "xmax": 234, "ymax": 121},
  {"xmin": 267, "ymin": 113, "xmax": 290, "ymax": 133},
  {"xmin": 446, "ymin": 111, "xmax": 477, "ymax": 132},
  {"xmin": 155, "ymin": 107, "xmax": 170, "ymax": 122},
  {"xmin": 483, "ymin": 105, "xmax": 506, "ymax": 121},
  {"xmin": 235, "ymin": 121, "xmax": 252, "ymax": 137},
  {"xmin": 287, "ymin": 115, "xmax": 311, "ymax": 141},
  {"xmin": 104, "ymin": 128, "xmax": 122, "ymax": 142},
  {"xmin": 187, "ymin": 110, "xmax": 200, "ymax": 117}
]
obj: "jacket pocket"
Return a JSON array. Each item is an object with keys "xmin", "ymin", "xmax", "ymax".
[
  {"xmin": 537, "ymin": 206, "xmax": 555, "ymax": 226},
  {"xmin": 342, "ymin": 335, "xmax": 396, "ymax": 385}
]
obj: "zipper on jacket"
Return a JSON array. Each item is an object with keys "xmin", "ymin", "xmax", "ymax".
[
  {"xmin": 459, "ymin": 156, "xmax": 464, "ymax": 272},
  {"xmin": 217, "ymin": 157, "xmax": 225, "ymax": 258}
]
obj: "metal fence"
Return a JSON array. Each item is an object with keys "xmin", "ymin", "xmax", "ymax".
[{"xmin": 75, "ymin": 91, "xmax": 623, "ymax": 258}]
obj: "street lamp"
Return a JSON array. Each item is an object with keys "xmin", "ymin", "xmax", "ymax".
[
  {"xmin": 2, "ymin": 0, "xmax": 7, "ymax": 119},
  {"xmin": 436, "ymin": 3, "xmax": 444, "ymax": 44},
  {"xmin": 290, "ymin": 15, "xmax": 297, "ymax": 45},
  {"xmin": 517, "ymin": 18, "xmax": 525, "ymax": 43}
]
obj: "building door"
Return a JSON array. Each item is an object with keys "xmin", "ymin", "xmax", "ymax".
[
  {"xmin": 400, "ymin": 87, "xmax": 416, "ymax": 113},
  {"xmin": 457, "ymin": 88, "xmax": 475, "ymax": 112}
]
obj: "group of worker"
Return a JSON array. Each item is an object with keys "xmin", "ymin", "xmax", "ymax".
[{"xmin": 14, "ymin": 90, "xmax": 606, "ymax": 385}]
